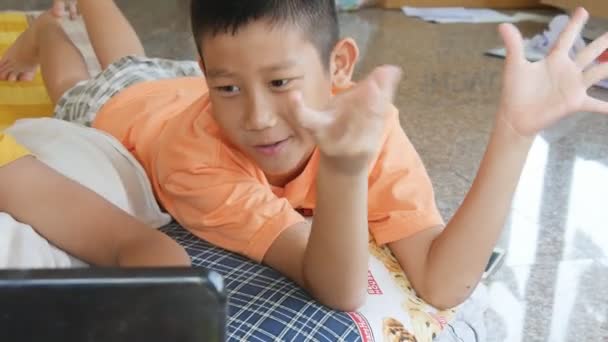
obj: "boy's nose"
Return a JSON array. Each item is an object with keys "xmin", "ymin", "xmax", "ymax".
[{"xmin": 244, "ymin": 97, "xmax": 277, "ymax": 131}]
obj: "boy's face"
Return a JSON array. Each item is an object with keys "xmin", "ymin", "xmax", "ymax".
[{"xmin": 200, "ymin": 21, "xmax": 337, "ymax": 185}]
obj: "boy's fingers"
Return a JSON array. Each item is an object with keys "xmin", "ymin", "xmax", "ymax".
[
  {"xmin": 583, "ymin": 62, "xmax": 608, "ymax": 88},
  {"xmin": 286, "ymin": 92, "xmax": 332, "ymax": 132},
  {"xmin": 499, "ymin": 23, "xmax": 525, "ymax": 61},
  {"xmin": 583, "ymin": 97, "xmax": 608, "ymax": 114},
  {"xmin": 575, "ymin": 32, "xmax": 608, "ymax": 69},
  {"xmin": 553, "ymin": 7, "xmax": 589, "ymax": 54}
]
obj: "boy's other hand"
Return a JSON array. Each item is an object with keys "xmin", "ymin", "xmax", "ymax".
[
  {"xmin": 498, "ymin": 7, "xmax": 608, "ymax": 137},
  {"xmin": 52, "ymin": 0, "xmax": 79, "ymax": 20},
  {"xmin": 287, "ymin": 65, "xmax": 402, "ymax": 174}
]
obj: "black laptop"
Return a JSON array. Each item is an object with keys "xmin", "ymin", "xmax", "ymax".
[{"xmin": 0, "ymin": 268, "xmax": 226, "ymax": 342}]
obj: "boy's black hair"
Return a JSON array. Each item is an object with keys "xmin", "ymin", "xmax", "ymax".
[{"xmin": 190, "ymin": 0, "xmax": 340, "ymax": 67}]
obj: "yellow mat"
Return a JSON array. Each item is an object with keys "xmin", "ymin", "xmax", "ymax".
[{"xmin": 0, "ymin": 12, "xmax": 53, "ymax": 131}]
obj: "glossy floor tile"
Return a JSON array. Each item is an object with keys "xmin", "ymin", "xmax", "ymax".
[
  {"xmin": 2, "ymin": 1, "xmax": 607, "ymax": 341},
  {"xmin": 485, "ymin": 260, "xmax": 608, "ymax": 341}
]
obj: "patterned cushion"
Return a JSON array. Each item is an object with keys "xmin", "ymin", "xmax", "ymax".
[{"xmin": 161, "ymin": 222, "xmax": 362, "ymax": 342}]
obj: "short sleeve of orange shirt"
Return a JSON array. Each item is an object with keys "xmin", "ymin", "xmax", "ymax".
[
  {"xmin": 367, "ymin": 110, "xmax": 445, "ymax": 245},
  {"xmin": 94, "ymin": 78, "xmax": 443, "ymax": 263}
]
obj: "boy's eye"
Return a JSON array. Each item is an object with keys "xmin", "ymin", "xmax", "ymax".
[
  {"xmin": 270, "ymin": 79, "xmax": 290, "ymax": 88},
  {"xmin": 216, "ymin": 85, "xmax": 240, "ymax": 94}
]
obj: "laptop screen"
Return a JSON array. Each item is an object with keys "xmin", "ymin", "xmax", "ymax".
[{"xmin": 0, "ymin": 268, "xmax": 226, "ymax": 342}]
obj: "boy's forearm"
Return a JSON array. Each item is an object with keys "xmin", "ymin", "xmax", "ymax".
[
  {"xmin": 303, "ymin": 156, "xmax": 370, "ymax": 311},
  {"xmin": 422, "ymin": 114, "xmax": 534, "ymax": 308}
]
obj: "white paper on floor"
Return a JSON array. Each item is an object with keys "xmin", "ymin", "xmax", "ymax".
[{"xmin": 402, "ymin": 6, "xmax": 551, "ymax": 24}]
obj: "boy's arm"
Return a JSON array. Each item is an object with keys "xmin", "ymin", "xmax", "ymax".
[
  {"xmin": 264, "ymin": 66, "xmax": 403, "ymax": 311},
  {"xmin": 391, "ymin": 8, "xmax": 608, "ymax": 309},
  {"xmin": 390, "ymin": 120, "xmax": 531, "ymax": 308},
  {"xmin": 0, "ymin": 157, "xmax": 190, "ymax": 267},
  {"xmin": 264, "ymin": 159, "xmax": 369, "ymax": 311}
]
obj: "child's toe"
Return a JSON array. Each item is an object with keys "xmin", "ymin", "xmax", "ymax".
[
  {"xmin": 0, "ymin": 63, "xmax": 9, "ymax": 77},
  {"xmin": 18, "ymin": 71, "xmax": 35, "ymax": 82},
  {"xmin": 0, "ymin": 68, "xmax": 11, "ymax": 80},
  {"xmin": 7, "ymin": 72, "xmax": 18, "ymax": 82},
  {"xmin": 52, "ymin": 1, "xmax": 66, "ymax": 17}
]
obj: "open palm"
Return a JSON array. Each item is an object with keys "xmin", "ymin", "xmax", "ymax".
[
  {"xmin": 288, "ymin": 66, "xmax": 401, "ymax": 162},
  {"xmin": 499, "ymin": 8, "xmax": 608, "ymax": 136}
]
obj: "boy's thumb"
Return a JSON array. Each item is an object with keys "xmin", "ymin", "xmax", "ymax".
[
  {"xmin": 286, "ymin": 92, "xmax": 332, "ymax": 132},
  {"xmin": 370, "ymin": 65, "xmax": 402, "ymax": 103},
  {"xmin": 499, "ymin": 23, "xmax": 524, "ymax": 61}
]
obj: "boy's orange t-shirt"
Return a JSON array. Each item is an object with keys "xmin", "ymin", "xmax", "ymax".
[{"xmin": 93, "ymin": 77, "xmax": 444, "ymax": 262}]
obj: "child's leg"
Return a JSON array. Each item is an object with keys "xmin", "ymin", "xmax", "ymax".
[
  {"xmin": 78, "ymin": 0, "xmax": 145, "ymax": 70},
  {"xmin": 0, "ymin": 156, "xmax": 190, "ymax": 267},
  {"xmin": 0, "ymin": 12, "xmax": 89, "ymax": 104}
]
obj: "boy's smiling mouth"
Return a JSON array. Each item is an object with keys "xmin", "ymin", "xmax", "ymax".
[{"xmin": 254, "ymin": 137, "xmax": 291, "ymax": 156}]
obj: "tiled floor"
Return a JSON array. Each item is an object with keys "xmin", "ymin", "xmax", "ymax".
[{"xmin": 3, "ymin": 1, "xmax": 608, "ymax": 341}]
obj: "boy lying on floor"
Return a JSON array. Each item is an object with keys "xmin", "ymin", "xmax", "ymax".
[{"xmin": 2, "ymin": 0, "xmax": 607, "ymax": 312}]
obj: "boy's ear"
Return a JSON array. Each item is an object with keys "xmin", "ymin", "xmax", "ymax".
[{"xmin": 330, "ymin": 38, "xmax": 359, "ymax": 88}]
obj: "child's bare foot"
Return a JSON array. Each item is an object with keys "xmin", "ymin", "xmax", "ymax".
[{"xmin": 0, "ymin": 13, "xmax": 56, "ymax": 82}]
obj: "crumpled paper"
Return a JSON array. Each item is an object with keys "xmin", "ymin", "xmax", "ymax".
[{"xmin": 486, "ymin": 15, "xmax": 608, "ymax": 89}]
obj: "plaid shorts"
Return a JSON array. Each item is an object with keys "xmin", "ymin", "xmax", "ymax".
[{"xmin": 53, "ymin": 56, "xmax": 202, "ymax": 126}]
